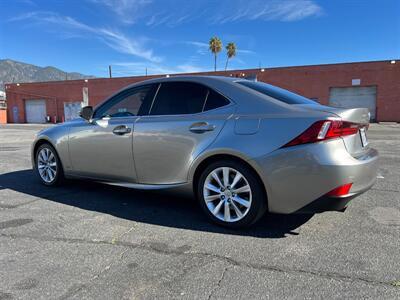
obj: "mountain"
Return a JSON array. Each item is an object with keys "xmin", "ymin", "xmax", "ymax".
[{"xmin": 0, "ymin": 59, "xmax": 95, "ymax": 91}]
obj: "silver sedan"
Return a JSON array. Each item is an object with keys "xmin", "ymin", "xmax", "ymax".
[{"xmin": 32, "ymin": 76, "xmax": 378, "ymax": 228}]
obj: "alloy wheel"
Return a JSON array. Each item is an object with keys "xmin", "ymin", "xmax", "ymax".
[
  {"xmin": 203, "ymin": 167, "xmax": 252, "ymax": 222},
  {"xmin": 37, "ymin": 147, "xmax": 58, "ymax": 183}
]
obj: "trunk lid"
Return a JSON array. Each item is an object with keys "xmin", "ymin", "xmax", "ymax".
[{"xmin": 295, "ymin": 104, "xmax": 371, "ymax": 157}]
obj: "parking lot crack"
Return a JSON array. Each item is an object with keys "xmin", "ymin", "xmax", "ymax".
[
  {"xmin": 110, "ymin": 224, "xmax": 137, "ymax": 244},
  {"xmin": 58, "ymin": 248, "xmax": 129, "ymax": 300},
  {"xmin": 1, "ymin": 232, "xmax": 397, "ymax": 289},
  {"xmin": 207, "ymin": 265, "xmax": 229, "ymax": 300}
]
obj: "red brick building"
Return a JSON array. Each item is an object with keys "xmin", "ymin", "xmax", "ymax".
[{"xmin": 4, "ymin": 60, "xmax": 400, "ymax": 123}]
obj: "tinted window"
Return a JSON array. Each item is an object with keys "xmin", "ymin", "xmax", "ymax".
[
  {"xmin": 150, "ymin": 82, "xmax": 207, "ymax": 115},
  {"xmin": 94, "ymin": 85, "xmax": 155, "ymax": 118},
  {"xmin": 237, "ymin": 81, "xmax": 316, "ymax": 105},
  {"xmin": 204, "ymin": 89, "xmax": 230, "ymax": 111}
]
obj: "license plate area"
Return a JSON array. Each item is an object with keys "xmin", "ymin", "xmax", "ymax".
[{"xmin": 360, "ymin": 127, "xmax": 368, "ymax": 147}]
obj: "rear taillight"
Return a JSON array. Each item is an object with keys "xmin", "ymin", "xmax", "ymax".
[{"xmin": 282, "ymin": 120, "xmax": 360, "ymax": 148}]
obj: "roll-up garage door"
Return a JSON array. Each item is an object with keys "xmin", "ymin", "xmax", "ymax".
[
  {"xmin": 329, "ymin": 86, "xmax": 377, "ymax": 121},
  {"xmin": 25, "ymin": 99, "xmax": 46, "ymax": 123}
]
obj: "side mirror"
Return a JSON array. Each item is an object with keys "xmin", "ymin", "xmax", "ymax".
[{"xmin": 80, "ymin": 106, "xmax": 93, "ymax": 121}]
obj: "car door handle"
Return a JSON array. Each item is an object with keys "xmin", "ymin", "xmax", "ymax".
[
  {"xmin": 189, "ymin": 122, "xmax": 216, "ymax": 133},
  {"xmin": 113, "ymin": 125, "xmax": 132, "ymax": 135}
]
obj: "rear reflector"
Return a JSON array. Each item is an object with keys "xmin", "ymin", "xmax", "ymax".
[
  {"xmin": 326, "ymin": 183, "xmax": 353, "ymax": 197},
  {"xmin": 282, "ymin": 120, "xmax": 360, "ymax": 148}
]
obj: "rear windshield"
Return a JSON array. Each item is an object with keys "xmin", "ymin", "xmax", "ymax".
[{"xmin": 237, "ymin": 80, "xmax": 316, "ymax": 105}]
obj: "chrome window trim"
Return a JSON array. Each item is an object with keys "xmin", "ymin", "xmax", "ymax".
[
  {"xmin": 201, "ymin": 89, "xmax": 210, "ymax": 112},
  {"xmin": 148, "ymin": 83, "xmax": 161, "ymax": 116}
]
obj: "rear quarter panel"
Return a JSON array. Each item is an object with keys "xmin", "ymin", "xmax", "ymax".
[
  {"xmin": 188, "ymin": 111, "xmax": 337, "ymax": 205},
  {"xmin": 201, "ymin": 113, "xmax": 327, "ymax": 159}
]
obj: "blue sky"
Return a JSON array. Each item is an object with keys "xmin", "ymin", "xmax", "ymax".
[{"xmin": 0, "ymin": 0, "xmax": 399, "ymax": 77}]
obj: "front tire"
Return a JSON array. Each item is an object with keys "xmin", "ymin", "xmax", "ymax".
[
  {"xmin": 35, "ymin": 143, "xmax": 64, "ymax": 186},
  {"xmin": 197, "ymin": 159, "xmax": 267, "ymax": 228}
]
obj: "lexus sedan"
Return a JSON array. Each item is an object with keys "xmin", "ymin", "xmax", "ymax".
[{"xmin": 32, "ymin": 76, "xmax": 378, "ymax": 228}]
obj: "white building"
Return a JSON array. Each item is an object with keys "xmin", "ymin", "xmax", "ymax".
[{"xmin": 0, "ymin": 91, "xmax": 6, "ymax": 108}]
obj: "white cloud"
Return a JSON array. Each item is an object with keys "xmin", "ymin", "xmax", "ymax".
[
  {"xmin": 211, "ymin": 0, "xmax": 322, "ymax": 24},
  {"xmin": 186, "ymin": 41, "xmax": 208, "ymax": 48},
  {"xmin": 236, "ymin": 49, "xmax": 255, "ymax": 55},
  {"xmin": 176, "ymin": 64, "xmax": 205, "ymax": 73},
  {"xmin": 89, "ymin": 0, "xmax": 152, "ymax": 24},
  {"xmin": 111, "ymin": 62, "xmax": 174, "ymax": 76},
  {"xmin": 90, "ymin": 0, "xmax": 322, "ymax": 26},
  {"xmin": 98, "ymin": 29, "xmax": 161, "ymax": 62},
  {"xmin": 184, "ymin": 41, "xmax": 209, "ymax": 55},
  {"xmin": 10, "ymin": 11, "xmax": 161, "ymax": 62},
  {"xmin": 111, "ymin": 61, "xmax": 206, "ymax": 76}
]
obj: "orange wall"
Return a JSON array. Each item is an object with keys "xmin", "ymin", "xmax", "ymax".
[
  {"xmin": 4, "ymin": 60, "xmax": 400, "ymax": 123},
  {"xmin": 0, "ymin": 110, "xmax": 6, "ymax": 124}
]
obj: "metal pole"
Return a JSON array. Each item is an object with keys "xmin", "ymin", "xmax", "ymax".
[{"xmin": 109, "ymin": 65, "xmax": 112, "ymax": 78}]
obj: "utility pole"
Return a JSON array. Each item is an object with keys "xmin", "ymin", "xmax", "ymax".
[
  {"xmin": 109, "ymin": 65, "xmax": 112, "ymax": 78},
  {"xmin": 145, "ymin": 67, "xmax": 147, "ymax": 76}
]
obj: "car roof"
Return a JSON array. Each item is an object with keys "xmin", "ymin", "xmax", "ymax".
[
  {"xmin": 128, "ymin": 75, "xmax": 239, "ymax": 86},
  {"xmin": 96, "ymin": 75, "xmax": 306, "ymax": 116}
]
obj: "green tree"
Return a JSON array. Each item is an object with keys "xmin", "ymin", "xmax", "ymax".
[
  {"xmin": 225, "ymin": 42, "xmax": 236, "ymax": 71},
  {"xmin": 209, "ymin": 36, "xmax": 223, "ymax": 71}
]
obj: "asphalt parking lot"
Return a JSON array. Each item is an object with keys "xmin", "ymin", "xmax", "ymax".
[{"xmin": 0, "ymin": 123, "xmax": 399, "ymax": 299}]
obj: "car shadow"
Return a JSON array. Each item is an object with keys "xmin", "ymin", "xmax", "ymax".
[{"xmin": 0, "ymin": 169, "xmax": 314, "ymax": 238}]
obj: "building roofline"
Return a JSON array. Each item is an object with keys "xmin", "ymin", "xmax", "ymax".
[
  {"xmin": 263, "ymin": 59, "xmax": 399, "ymax": 70},
  {"xmin": 4, "ymin": 59, "xmax": 398, "ymax": 88}
]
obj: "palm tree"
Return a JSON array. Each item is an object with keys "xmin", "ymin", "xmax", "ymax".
[
  {"xmin": 209, "ymin": 36, "xmax": 222, "ymax": 71},
  {"xmin": 225, "ymin": 42, "xmax": 236, "ymax": 71}
]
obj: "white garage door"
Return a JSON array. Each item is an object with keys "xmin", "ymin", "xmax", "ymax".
[
  {"xmin": 64, "ymin": 102, "xmax": 82, "ymax": 121},
  {"xmin": 25, "ymin": 99, "xmax": 46, "ymax": 123},
  {"xmin": 329, "ymin": 86, "xmax": 377, "ymax": 121}
]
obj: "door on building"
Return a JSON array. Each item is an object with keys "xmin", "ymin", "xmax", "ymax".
[
  {"xmin": 25, "ymin": 99, "xmax": 46, "ymax": 123},
  {"xmin": 64, "ymin": 102, "xmax": 82, "ymax": 121},
  {"xmin": 12, "ymin": 106, "xmax": 19, "ymax": 123},
  {"xmin": 329, "ymin": 86, "xmax": 377, "ymax": 121}
]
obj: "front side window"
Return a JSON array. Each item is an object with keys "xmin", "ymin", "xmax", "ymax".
[
  {"xmin": 150, "ymin": 82, "xmax": 208, "ymax": 115},
  {"xmin": 94, "ymin": 85, "xmax": 155, "ymax": 118}
]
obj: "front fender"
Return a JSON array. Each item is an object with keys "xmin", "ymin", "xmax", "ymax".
[{"xmin": 31, "ymin": 125, "xmax": 70, "ymax": 171}]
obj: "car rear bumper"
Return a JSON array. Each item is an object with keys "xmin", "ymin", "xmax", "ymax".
[
  {"xmin": 295, "ymin": 194, "xmax": 361, "ymax": 213},
  {"xmin": 251, "ymin": 139, "xmax": 378, "ymax": 214}
]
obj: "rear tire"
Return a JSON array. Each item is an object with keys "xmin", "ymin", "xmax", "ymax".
[
  {"xmin": 35, "ymin": 143, "xmax": 65, "ymax": 186},
  {"xmin": 196, "ymin": 159, "xmax": 267, "ymax": 229}
]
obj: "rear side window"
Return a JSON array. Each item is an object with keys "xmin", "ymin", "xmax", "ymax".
[
  {"xmin": 237, "ymin": 81, "xmax": 316, "ymax": 105},
  {"xmin": 150, "ymin": 82, "xmax": 207, "ymax": 115},
  {"xmin": 204, "ymin": 89, "xmax": 230, "ymax": 111}
]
